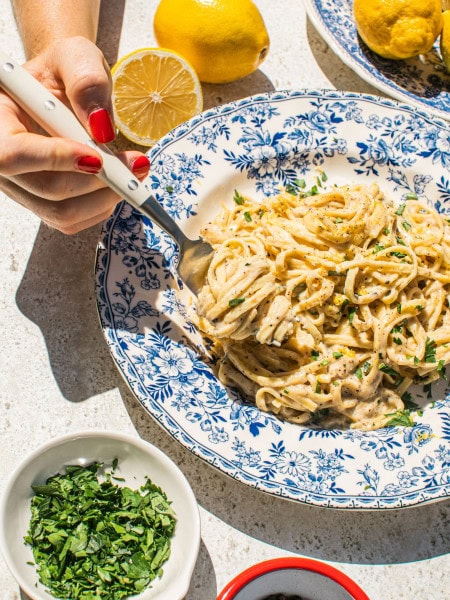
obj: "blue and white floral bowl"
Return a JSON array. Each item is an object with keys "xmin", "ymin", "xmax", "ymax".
[
  {"xmin": 95, "ymin": 90, "xmax": 450, "ymax": 510},
  {"xmin": 304, "ymin": 0, "xmax": 450, "ymax": 122}
]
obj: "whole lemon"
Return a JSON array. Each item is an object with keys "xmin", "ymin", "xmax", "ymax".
[
  {"xmin": 153, "ymin": 0, "xmax": 270, "ymax": 84},
  {"xmin": 441, "ymin": 10, "xmax": 450, "ymax": 72},
  {"xmin": 353, "ymin": 0, "xmax": 443, "ymax": 60}
]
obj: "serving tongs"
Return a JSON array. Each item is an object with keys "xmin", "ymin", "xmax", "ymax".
[{"xmin": 0, "ymin": 51, "xmax": 213, "ymax": 295}]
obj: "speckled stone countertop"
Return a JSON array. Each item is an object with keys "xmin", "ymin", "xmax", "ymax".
[{"xmin": 0, "ymin": 1, "xmax": 449, "ymax": 599}]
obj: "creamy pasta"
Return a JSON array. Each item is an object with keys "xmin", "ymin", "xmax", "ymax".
[{"xmin": 195, "ymin": 183, "xmax": 450, "ymax": 430}]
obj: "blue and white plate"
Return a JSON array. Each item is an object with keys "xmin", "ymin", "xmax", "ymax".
[
  {"xmin": 304, "ymin": 0, "xmax": 450, "ymax": 122},
  {"xmin": 95, "ymin": 90, "xmax": 450, "ymax": 509}
]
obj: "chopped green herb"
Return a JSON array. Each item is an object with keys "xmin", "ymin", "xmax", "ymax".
[
  {"xmin": 334, "ymin": 217, "xmax": 344, "ymax": 224},
  {"xmin": 396, "ymin": 237, "xmax": 407, "ymax": 246},
  {"xmin": 348, "ymin": 305, "xmax": 357, "ymax": 325},
  {"xmin": 243, "ymin": 211, "xmax": 252, "ymax": 222},
  {"xmin": 437, "ymin": 359, "xmax": 447, "ymax": 380},
  {"xmin": 355, "ymin": 367, "xmax": 363, "ymax": 380},
  {"xmin": 386, "ymin": 409, "xmax": 416, "ymax": 427},
  {"xmin": 424, "ymin": 338, "xmax": 437, "ymax": 363},
  {"xmin": 233, "ymin": 189, "xmax": 245, "ymax": 205},
  {"xmin": 333, "ymin": 351, "xmax": 344, "ymax": 359},
  {"xmin": 395, "ymin": 203, "xmax": 406, "ymax": 216},
  {"xmin": 311, "ymin": 350, "xmax": 320, "ymax": 360},
  {"xmin": 285, "ymin": 183, "xmax": 298, "ymax": 195},
  {"xmin": 405, "ymin": 192, "xmax": 418, "ymax": 200},
  {"xmin": 379, "ymin": 362, "xmax": 401, "ymax": 379},
  {"xmin": 24, "ymin": 462, "xmax": 176, "ymax": 600},
  {"xmin": 295, "ymin": 178, "xmax": 306, "ymax": 189},
  {"xmin": 393, "ymin": 337, "xmax": 402, "ymax": 345},
  {"xmin": 229, "ymin": 297, "xmax": 245, "ymax": 307},
  {"xmin": 390, "ymin": 251, "xmax": 407, "ymax": 259},
  {"xmin": 165, "ymin": 185, "xmax": 174, "ymax": 193},
  {"xmin": 402, "ymin": 394, "xmax": 421, "ymax": 413},
  {"xmin": 373, "ymin": 243, "xmax": 385, "ymax": 253},
  {"xmin": 402, "ymin": 221, "xmax": 411, "ymax": 231},
  {"xmin": 363, "ymin": 361, "xmax": 372, "ymax": 375}
]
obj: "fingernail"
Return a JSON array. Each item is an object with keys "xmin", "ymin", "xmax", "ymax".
[
  {"xmin": 88, "ymin": 108, "xmax": 115, "ymax": 143},
  {"xmin": 77, "ymin": 155, "xmax": 102, "ymax": 173},
  {"xmin": 131, "ymin": 155, "xmax": 150, "ymax": 178}
]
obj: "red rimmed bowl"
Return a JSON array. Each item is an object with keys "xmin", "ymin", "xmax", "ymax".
[{"xmin": 216, "ymin": 557, "xmax": 370, "ymax": 600}]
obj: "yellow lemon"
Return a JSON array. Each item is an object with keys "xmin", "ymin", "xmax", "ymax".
[
  {"xmin": 440, "ymin": 10, "xmax": 450, "ymax": 72},
  {"xmin": 153, "ymin": 0, "xmax": 270, "ymax": 84},
  {"xmin": 111, "ymin": 47, "xmax": 203, "ymax": 146},
  {"xmin": 353, "ymin": 0, "xmax": 443, "ymax": 60}
]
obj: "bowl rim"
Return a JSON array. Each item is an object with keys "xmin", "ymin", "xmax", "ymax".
[
  {"xmin": 0, "ymin": 429, "xmax": 201, "ymax": 600},
  {"xmin": 216, "ymin": 556, "xmax": 370, "ymax": 600}
]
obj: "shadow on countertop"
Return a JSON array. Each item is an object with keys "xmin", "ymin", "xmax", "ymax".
[
  {"xmin": 15, "ymin": 222, "xmax": 122, "ymax": 402},
  {"xmin": 305, "ymin": 16, "xmax": 381, "ymax": 97}
]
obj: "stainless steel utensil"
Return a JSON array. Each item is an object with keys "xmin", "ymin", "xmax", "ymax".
[{"xmin": 0, "ymin": 51, "xmax": 213, "ymax": 295}]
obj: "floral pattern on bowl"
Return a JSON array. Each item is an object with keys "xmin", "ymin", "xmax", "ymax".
[
  {"xmin": 95, "ymin": 90, "xmax": 450, "ymax": 509},
  {"xmin": 304, "ymin": 0, "xmax": 450, "ymax": 122}
]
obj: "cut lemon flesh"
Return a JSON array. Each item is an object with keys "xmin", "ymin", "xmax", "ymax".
[{"xmin": 111, "ymin": 47, "xmax": 203, "ymax": 146}]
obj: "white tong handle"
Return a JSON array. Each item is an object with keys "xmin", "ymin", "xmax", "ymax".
[{"xmin": 0, "ymin": 50, "xmax": 150, "ymax": 207}]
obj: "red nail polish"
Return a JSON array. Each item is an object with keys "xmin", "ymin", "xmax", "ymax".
[
  {"xmin": 131, "ymin": 155, "xmax": 150, "ymax": 178},
  {"xmin": 88, "ymin": 108, "xmax": 115, "ymax": 143},
  {"xmin": 77, "ymin": 155, "xmax": 102, "ymax": 173}
]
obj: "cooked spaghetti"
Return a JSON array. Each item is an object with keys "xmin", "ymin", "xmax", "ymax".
[{"xmin": 195, "ymin": 182, "xmax": 450, "ymax": 430}]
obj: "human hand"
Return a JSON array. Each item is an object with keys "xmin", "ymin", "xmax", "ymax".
[{"xmin": 0, "ymin": 36, "xmax": 150, "ymax": 234}]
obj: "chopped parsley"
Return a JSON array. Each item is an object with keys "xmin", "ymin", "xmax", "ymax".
[
  {"xmin": 348, "ymin": 305, "xmax": 357, "ymax": 325},
  {"xmin": 395, "ymin": 203, "xmax": 406, "ymax": 216},
  {"xmin": 386, "ymin": 409, "xmax": 416, "ymax": 427},
  {"xmin": 233, "ymin": 189, "xmax": 245, "ymax": 205},
  {"xmin": 437, "ymin": 359, "xmax": 447, "ymax": 380},
  {"xmin": 311, "ymin": 349, "xmax": 320, "ymax": 361},
  {"xmin": 424, "ymin": 338, "xmax": 437, "ymax": 363},
  {"xmin": 229, "ymin": 297, "xmax": 245, "ymax": 307},
  {"xmin": 24, "ymin": 462, "xmax": 176, "ymax": 600}
]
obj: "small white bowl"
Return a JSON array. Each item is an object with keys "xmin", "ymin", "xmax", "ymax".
[
  {"xmin": 216, "ymin": 557, "xmax": 370, "ymax": 600},
  {"xmin": 0, "ymin": 430, "xmax": 200, "ymax": 600}
]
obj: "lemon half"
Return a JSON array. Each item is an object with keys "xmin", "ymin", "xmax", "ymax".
[{"xmin": 111, "ymin": 47, "xmax": 203, "ymax": 147}]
